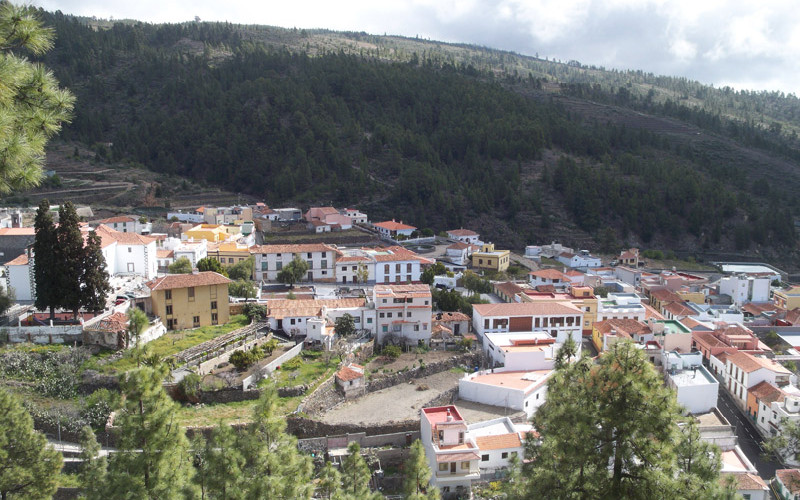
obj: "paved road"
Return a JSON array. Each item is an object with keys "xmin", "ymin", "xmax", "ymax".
[{"xmin": 715, "ymin": 388, "xmax": 785, "ymax": 480}]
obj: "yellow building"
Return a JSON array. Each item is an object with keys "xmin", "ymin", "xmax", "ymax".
[
  {"xmin": 774, "ymin": 286, "xmax": 800, "ymax": 310},
  {"xmin": 146, "ymin": 272, "xmax": 231, "ymax": 330},
  {"xmin": 677, "ymin": 290, "xmax": 706, "ymax": 304},
  {"xmin": 207, "ymin": 242, "xmax": 251, "ymax": 267},
  {"xmin": 472, "ymin": 243, "xmax": 510, "ymax": 272},
  {"xmin": 184, "ymin": 224, "xmax": 231, "ymax": 243}
]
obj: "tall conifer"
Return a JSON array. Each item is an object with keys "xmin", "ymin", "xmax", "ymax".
[
  {"xmin": 56, "ymin": 201, "xmax": 84, "ymax": 318},
  {"xmin": 33, "ymin": 199, "xmax": 58, "ymax": 320},
  {"xmin": 81, "ymin": 230, "xmax": 111, "ymax": 312}
]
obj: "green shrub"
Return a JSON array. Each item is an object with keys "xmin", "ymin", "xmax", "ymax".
[
  {"xmin": 80, "ymin": 388, "xmax": 120, "ymax": 430},
  {"xmin": 383, "ymin": 345, "xmax": 402, "ymax": 359},
  {"xmin": 229, "ymin": 350, "xmax": 254, "ymax": 371},
  {"xmin": 281, "ymin": 357, "xmax": 302, "ymax": 370},
  {"xmin": 177, "ymin": 372, "xmax": 202, "ymax": 403}
]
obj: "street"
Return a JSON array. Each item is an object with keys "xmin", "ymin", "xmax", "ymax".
[{"xmin": 715, "ymin": 388, "xmax": 785, "ymax": 481}]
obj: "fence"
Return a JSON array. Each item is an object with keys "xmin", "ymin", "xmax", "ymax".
[{"xmin": 242, "ymin": 342, "xmax": 303, "ymax": 390}]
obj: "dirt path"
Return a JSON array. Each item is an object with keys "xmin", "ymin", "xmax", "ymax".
[{"xmin": 320, "ymin": 370, "xmax": 462, "ymax": 425}]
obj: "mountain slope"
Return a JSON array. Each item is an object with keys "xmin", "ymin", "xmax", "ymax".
[{"xmin": 31, "ymin": 12, "xmax": 800, "ymax": 268}]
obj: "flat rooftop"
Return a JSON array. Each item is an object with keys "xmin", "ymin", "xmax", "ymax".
[
  {"xmin": 720, "ymin": 264, "xmax": 779, "ymax": 275},
  {"xmin": 466, "ymin": 369, "xmax": 553, "ymax": 392},
  {"xmin": 694, "ymin": 410, "xmax": 727, "ymax": 427},
  {"xmin": 669, "ymin": 365, "xmax": 717, "ymax": 387}
]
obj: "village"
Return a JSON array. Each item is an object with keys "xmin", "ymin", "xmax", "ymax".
[{"xmin": 2, "ymin": 202, "xmax": 800, "ymax": 499}]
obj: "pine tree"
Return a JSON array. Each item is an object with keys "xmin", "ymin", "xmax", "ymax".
[
  {"xmin": 81, "ymin": 230, "xmax": 111, "ymax": 312},
  {"xmin": 56, "ymin": 201, "xmax": 84, "ymax": 318},
  {"xmin": 524, "ymin": 341, "xmax": 728, "ymax": 499},
  {"xmin": 102, "ymin": 365, "xmax": 196, "ymax": 499},
  {"xmin": 33, "ymin": 199, "xmax": 58, "ymax": 320},
  {"xmin": 194, "ymin": 424, "xmax": 247, "ymax": 500},
  {"xmin": 316, "ymin": 462, "xmax": 341, "ymax": 500},
  {"xmin": 340, "ymin": 442, "xmax": 376, "ymax": 499},
  {"xmin": 0, "ymin": 2, "xmax": 74, "ymax": 194},
  {"xmin": 0, "ymin": 388, "xmax": 62, "ymax": 500},
  {"xmin": 240, "ymin": 381, "xmax": 313, "ymax": 499},
  {"xmin": 77, "ymin": 425, "xmax": 107, "ymax": 500},
  {"xmin": 127, "ymin": 307, "xmax": 149, "ymax": 349},
  {"xmin": 402, "ymin": 439, "xmax": 439, "ymax": 500}
]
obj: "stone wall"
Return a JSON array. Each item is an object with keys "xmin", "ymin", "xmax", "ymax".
[
  {"xmin": 298, "ymin": 376, "xmax": 343, "ymax": 416},
  {"xmin": 194, "ymin": 384, "xmax": 308, "ymax": 404},
  {"xmin": 366, "ymin": 352, "xmax": 481, "ymax": 393},
  {"xmin": 196, "ymin": 334, "xmax": 274, "ymax": 376},
  {"xmin": 286, "ymin": 415, "xmax": 419, "ymax": 440}
]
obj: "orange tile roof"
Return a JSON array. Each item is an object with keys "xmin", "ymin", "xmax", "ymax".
[
  {"xmin": 0, "ymin": 227, "xmax": 35, "ymax": 236},
  {"xmin": 448, "ymin": 229, "xmax": 478, "ymax": 237},
  {"xmin": 594, "ymin": 319, "xmax": 652, "ymax": 336},
  {"xmin": 336, "ymin": 364, "xmax": 364, "ymax": 382},
  {"xmin": 336, "ymin": 255, "xmax": 369, "ymax": 263},
  {"xmin": 374, "ymin": 284, "xmax": 431, "ymax": 294},
  {"xmin": 5, "ymin": 253, "xmax": 28, "ymax": 266},
  {"xmin": 727, "ymin": 352, "xmax": 791, "ymax": 374},
  {"xmin": 776, "ymin": 469, "xmax": 800, "ymax": 494},
  {"xmin": 650, "ymin": 288, "xmax": 682, "ymax": 303},
  {"xmin": 94, "ymin": 225, "xmax": 156, "ymax": 246},
  {"xmin": 97, "ymin": 215, "xmax": 135, "ymax": 224},
  {"xmin": 529, "ymin": 269, "xmax": 570, "ymax": 281},
  {"xmin": 364, "ymin": 246, "xmax": 430, "ymax": 263},
  {"xmin": 156, "ymin": 249, "xmax": 174, "ymax": 259},
  {"xmin": 473, "ymin": 301, "xmax": 581, "ymax": 317},
  {"xmin": 447, "ymin": 241, "xmax": 471, "ymax": 250},
  {"xmin": 495, "ymin": 281, "xmax": 525, "ymax": 298},
  {"xmin": 433, "ymin": 311, "xmax": 471, "ymax": 322},
  {"xmin": 720, "ymin": 472, "xmax": 767, "ymax": 491},
  {"xmin": 374, "ymin": 220, "xmax": 416, "ymax": 231},
  {"xmin": 475, "ymin": 433, "xmax": 521, "ymax": 451},
  {"xmin": 435, "ymin": 452, "xmax": 479, "ymax": 462},
  {"xmin": 749, "ymin": 381, "xmax": 784, "ymax": 404},
  {"xmin": 663, "ymin": 301, "xmax": 694, "ymax": 316},
  {"xmin": 87, "ymin": 312, "xmax": 129, "ymax": 333},
  {"xmin": 146, "ymin": 271, "xmax": 231, "ymax": 291}
]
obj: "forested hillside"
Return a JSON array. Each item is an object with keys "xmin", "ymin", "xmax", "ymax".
[{"xmin": 31, "ymin": 11, "xmax": 800, "ymax": 266}]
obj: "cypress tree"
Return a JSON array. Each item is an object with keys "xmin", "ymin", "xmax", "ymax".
[
  {"xmin": 56, "ymin": 201, "xmax": 84, "ymax": 318},
  {"xmin": 81, "ymin": 230, "xmax": 111, "ymax": 312},
  {"xmin": 33, "ymin": 199, "xmax": 58, "ymax": 320},
  {"xmin": 0, "ymin": 388, "xmax": 63, "ymax": 500}
]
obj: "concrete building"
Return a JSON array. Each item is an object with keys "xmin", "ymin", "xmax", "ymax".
[
  {"xmin": 471, "ymin": 243, "xmax": 510, "ymax": 272},
  {"xmin": 718, "ymin": 274, "xmax": 771, "ymax": 307},
  {"xmin": 420, "ymin": 406, "xmax": 480, "ymax": 498},
  {"xmin": 774, "ymin": 286, "xmax": 800, "ymax": 311},
  {"xmin": 556, "ymin": 250, "xmax": 602, "ymax": 270},
  {"xmin": 467, "ymin": 417, "xmax": 528, "ymax": 476},
  {"xmin": 373, "ymin": 219, "xmax": 416, "ymax": 239},
  {"xmin": 374, "ymin": 284, "xmax": 432, "ymax": 346},
  {"xmin": 662, "ymin": 351, "xmax": 719, "ymax": 414},
  {"xmin": 145, "ymin": 271, "xmax": 231, "ymax": 330},
  {"xmin": 459, "ymin": 368, "xmax": 552, "ymax": 417},
  {"xmin": 251, "ymin": 244, "xmax": 338, "ymax": 282},
  {"xmin": 472, "ymin": 301, "xmax": 584, "ymax": 346},
  {"xmin": 265, "ymin": 298, "xmax": 371, "ymax": 341},
  {"xmin": 773, "ymin": 469, "xmax": 800, "ymax": 500},
  {"xmin": 528, "ymin": 268, "xmax": 571, "ymax": 289},
  {"xmin": 5, "ymin": 252, "xmax": 33, "ymax": 301},
  {"xmin": 447, "ymin": 229, "xmax": 480, "ymax": 245},
  {"xmin": 596, "ymin": 293, "xmax": 647, "ymax": 322},
  {"xmin": 726, "ymin": 351, "xmax": 792, "ymax": 412}
]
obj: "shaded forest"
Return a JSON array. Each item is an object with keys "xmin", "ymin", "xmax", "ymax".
[{"xmin": 33, "ymin": 11, "xmax": 800, "ymax": 259}]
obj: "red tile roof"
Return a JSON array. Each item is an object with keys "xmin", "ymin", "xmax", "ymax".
[
  {"xmin": 448, "ymin": 229, "xmax": 478, "ymax": 237},
  {"xmin": 529, "ymin": 269, "xmax": 570, "ymax": 281},
  {"xmin": 749, "ymin": 381, "xmax": 784, "ymax": 404},
  {"xmin": 594, "ymin": 319, "xmax": 652, "ymax": 337},
  {"xmin": 250, "ymin": 243, "xmax": 338, "ymax": 254},
  {"xmin": 5, "ymin": 253, "xmax": 28, "ymax": 266},
  {"xmin": 374, "ymin": 220, "xmax": 416, "ymax": 231},
  {"xmin": 720, "ymin": 472, "xmax": 767, "ymax": 491},
  {"xmin": 0, "ymin": 227, "xmax": 35, "ymax": 236},
  {"xmin": 97, "ymin": 216, "xmax": 135, "ymax": 224},
  {"xmin": 473, "ymin": 301, "xmax": 581, "ymax": 317},
  {"xmin": 650, "ymin": 288, "xmax": 682, "ymax": 303},
  {"xmin": 776, "ymin": 469, "xmax": 800, "ymax": 494},
  {"xmin": 433, "ymin": 311, "xmax": 471, "ymax": 322},
  {"xmin": 336, "ymin": 364, "xmax": 364, "ymax": 382},
  {"xmin": 94, "ymin": 225, "xmax": 156, "ymax": 246},
  {"xmin": 146, "ymin": 271, "xmax": 231, "ymax": 291}
]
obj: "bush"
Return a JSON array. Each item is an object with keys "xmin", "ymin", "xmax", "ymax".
[
  {"xmin": 382, "ymin": 345, "xmax": 402, "ymax": 359},
  {"xmin": 242, "ymin": 303, "xmax": 266, "ymax": 322},
  {"xmin": 176, "ymin": 372, "xmax": 202, "ymax": 403},
  {"xmin": 229, "ymin": 350, "xmax": 254, "ymax": 371},
  {"xmin": 281, "ymin": 357, "xmax": 302, "ymax": 370},
  {"xmin": 80, "ymin": 388, "xmax": 120, "ymax": 430}
]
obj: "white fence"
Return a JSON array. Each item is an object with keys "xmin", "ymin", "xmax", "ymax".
[{"xmin": 242, "ymin": 343, "xmax": 304, "ymax": 390}]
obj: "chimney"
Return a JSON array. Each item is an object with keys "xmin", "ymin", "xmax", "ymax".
[{"xmin": 446, "ymin": 409, "xmax": 453, "ymax": 422}]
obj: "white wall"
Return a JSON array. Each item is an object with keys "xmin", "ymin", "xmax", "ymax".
[{"xmin": 7, "ymin": 263, "xmax": 32, "ymax": 301}]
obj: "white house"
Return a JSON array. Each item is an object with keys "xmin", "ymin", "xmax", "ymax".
[
  {"xmin": 367, "ymin": 246, "xmax": 432, "ymax": 284},
  {"xmin": 528, "ymin": 269, "xmax": 571, "ymax": 289},
  {"xmin": 445, "ymin": 242, "xmax": 477, "ymax": 266},
  {"xmin": 596, "ymin": 293, "xmax": 647, "ymax": 322},
  {"xmin": 420, "ymin": 405, "xmax": 480, "ymax": 498},
  {"xmin": 467, "ymin": 417, "xmax": 529, "ymax": 477},
  {"xmin": 524, "ymin": 246, "xmax": 541, "ymax": 260},
  {"xmin": 266, "ymin": 298, "xmax": 372, "ymax": 340},
  {"xmin": 750, "ymin": 381, "xmax": 800, "ymax": 442},
  {"xmin": 662, "ymin": 351, "xmax": 719, "ymax": 414},
  {"xmin": 459, "ymin": 368, "xmax": 552, "ymax": 417},
  {"xmin": 718, "ymin": 274, "xmax": 771, "ymax": 307},
  {"xmin": 373, "ymin": 219, "xmax": 416, "ymax": 239},
  {"xmin": 5, "ymin": 252, "xmax": 33, "ymax": 301},
  {"xmin": 343, "ymin": 208, "xmax": 368, "ymax": 224},
  {"xmin": 725, "ymin": 351, "xmax": 793, "ymax": 412},
  {"xmin": 447, "ymin": 229, "xmax": 480, "ymax": 245},
  {"xmin": 94, "ymin": 225, "xmax": 158, "ymax": 279},
  {"xmin": 251, "ymin": 243, "xmax": 338, "ymax": 282},
  {"xmin": 556, "ymin": 250, "xmax": 602, "ymax": 270},
  {"xmin": 472, "ymin": 301, "xmax": 584, "ymax": 346},
  {"xmin": 162, "ymin": 238, "xmax": 207, "ymax": 268},
  {"xmin": 374, "ymin": 284, "xmax": 432, "ymax": 346}
]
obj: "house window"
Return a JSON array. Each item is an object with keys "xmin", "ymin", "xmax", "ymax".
[
  {"xmin": 128, "ymin": 247, "xmax": 132, "ymax": 253},
  {"xmin": 307, "ymin": 252, "xmax": 312, "ymax": 259},
  {"xmin": 414, "ymin": 325, "xmax": 420, "ymax": 331},
  {"xmin": 276, "ymin": 262, "xmax": 282, "ymax": 271},
  {"xmin": 384, "ymin": 264, "xmax": 390, "ymax": 274},
  {"xmin": 165, "ymin": 290, "xmax": 172, "ymax": 300},
  {"xmin": 481, "ymin": 454, "xmax": 489, "ymax": 462},
  {"xmin": 262, "ymin": 262, "xmax": 268, "ymax": 271},
  {"xmin": 188, "ymin": 287, "xmax": 195, "ymax": 301},
  {"xmin": 321, "ymin": 260, "xmax": 327, "ymax": 268},
  {"xmin": 407, "ymin": 312, "xmax": 412, "ymax": 317},
  {"xmin": 290, "ymin": 319, "xmax": 296, "ymax": 325},
  {"xmin": 438, "ymin": 463, "xmax": 448, "ymax": 472},
  {"xmin": 166, "ymin": 305, "xmax": 173, "ymax": 315},
  {"xmin": 379, "ymin": 313, "xmax": 385, "ymax": 318},
  {"xmin": 423, "ymin": 323, "xmax": 428, "ymax": 330},
  {"xmin": 210, "ymin": 286, "xmax": 217, "ymax": 299},
  {"xmin": 387, "ymin": 313, "xmax": 392, "ymax": 318},
  {"xmin": 211, "ymin": 301, "xmax": 217, "ymax": 310},
  {"xmin": 211, "ymin": 313, "xmax": 218, "ymax": 325},
  {"xmin": 382, "ymin": 325, "xmax": 388, "ymax": 333},
  {"xmin": 425, "ymin": 300, "xmax": 429, "ymax": 305},
  {"xmin": 367, "ymin": 318, "xmax": 372, "ymax": 324},
  {"xmin": 502, "ymin": 452, "xmax": 508, "ymax": 459},
  {"xmin": 407, "ymin": 263, "xmax": 411, "ymax": 272},
  {"xmin": 461, "ymin": 461, "xmax": 470, "ymax": 470},
  {"xmin": 396, "ymin": 264, "xmax": 401, "ymax": 273},
  {"xmin": 193, "ymin": 316, "xmax": 200, "ymax": 327},
  {"xmin": 167, "ymin": 319, "xmax": 176, "ymax": 329}
]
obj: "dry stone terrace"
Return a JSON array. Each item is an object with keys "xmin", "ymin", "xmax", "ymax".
[{"xmin": 171, "ymin": 321, "xmax": 267, "ymax": 366}]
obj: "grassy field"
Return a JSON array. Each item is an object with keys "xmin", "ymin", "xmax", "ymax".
[
  {"xmin": 272, "ymin": 354, "xmax": 337, "ymax": 388},
  {"xmin": 101, "ymin": 315, "xmax": 249, "ymax": 373}
]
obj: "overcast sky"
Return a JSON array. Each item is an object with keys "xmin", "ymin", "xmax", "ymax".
[{"xmin": 34, "ymin": 0, "xmax": 800, "ymax": 96}]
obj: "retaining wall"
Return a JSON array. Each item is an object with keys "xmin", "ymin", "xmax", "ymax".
[
  {"xmin": 242, "ymin": 343, "xmax": 303, "ymax": 389},
  {"xmin": 196, "ymin": 334, "xmax": 274, "ymax": 376},
  {"xmin": 366, "ymin": 352, "xmax": 481, "ymax": 393}
]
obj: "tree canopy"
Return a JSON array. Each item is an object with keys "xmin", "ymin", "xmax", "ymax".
[
  {"xmin": 0, "ymin": 2, "xmax": 74, "ymax": 193},
  {"xmin": 196, "ymin": 257, "xmax": 227, "ymax": 276},
  {"xmin": 277, "ymin": 255, "xmax": 309, "ymax": 287},
  {"xmin": 168, "ymin": 256, "xmax": 193, "ymax": 274},
  {"xmin": 521, "ymin": 341, "xmax": 727, "ymax": 500}
]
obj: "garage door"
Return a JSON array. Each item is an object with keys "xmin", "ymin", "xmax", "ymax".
[{"xmin": 509, "ymin": 316, "xmax": 532, "ymax": 332}]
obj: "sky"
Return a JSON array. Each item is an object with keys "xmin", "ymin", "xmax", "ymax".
[{"xmin": 34, "ymin": 0, "xmax": 800, "ymax": 96}]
